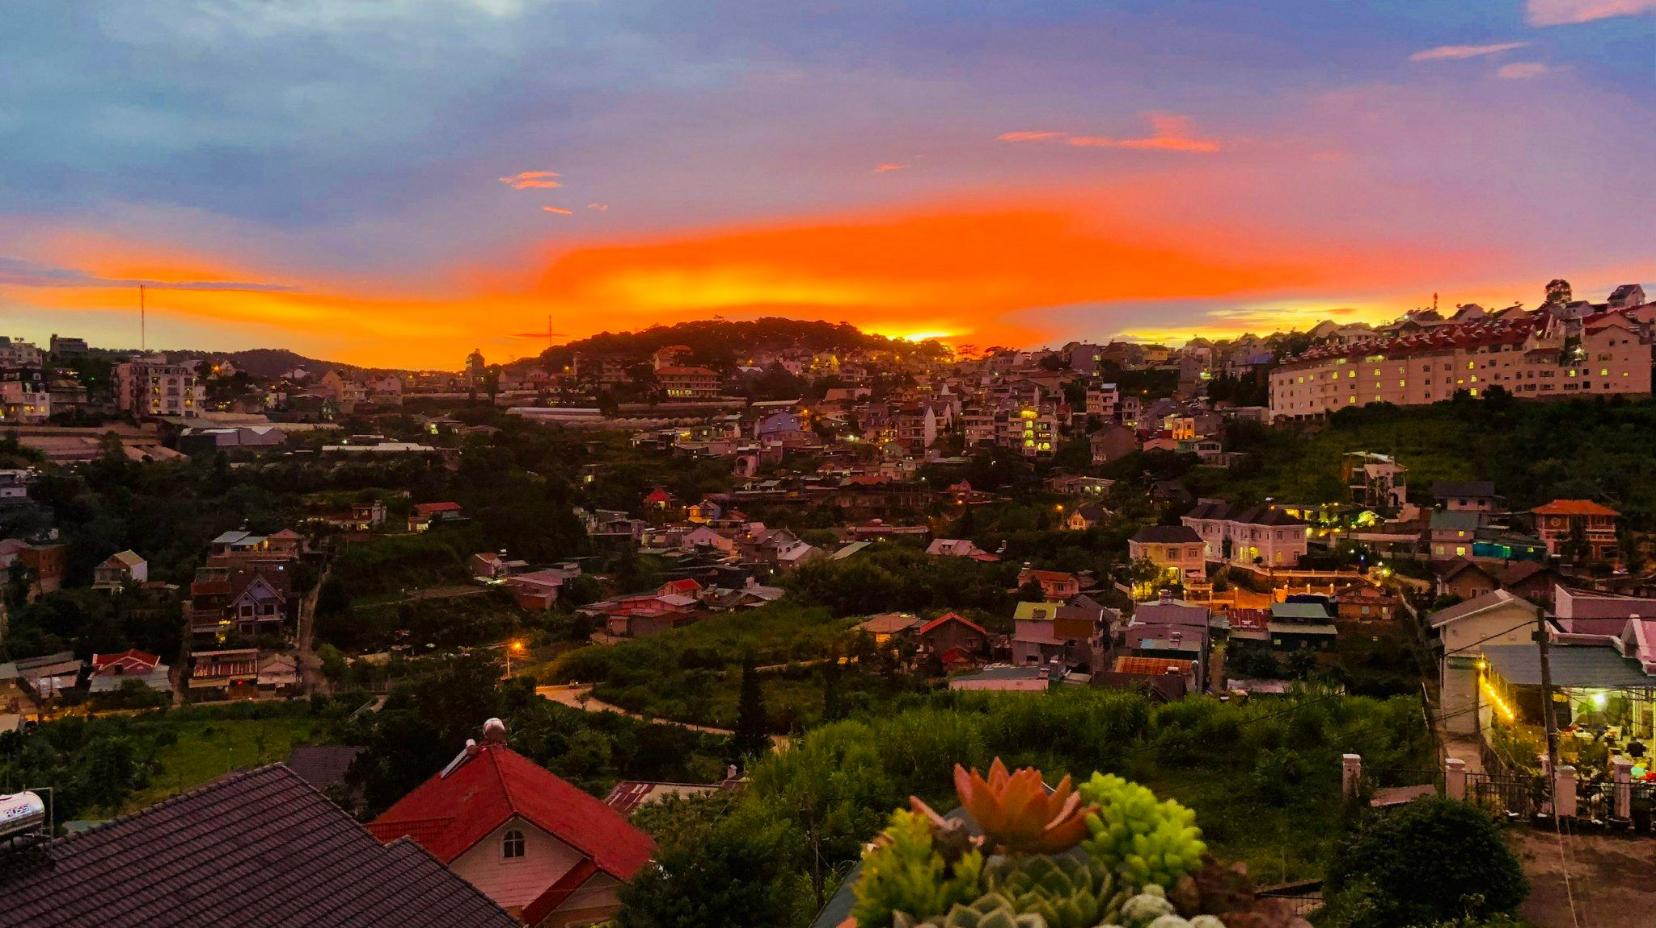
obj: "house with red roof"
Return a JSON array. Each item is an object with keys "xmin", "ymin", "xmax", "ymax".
[
  {"xmin": 410, "ymin": 500, "xmax": 465, "ymax": 532},
  {"xmin": 1532, "ymin": 499, "xmax": 1620, "ymax": 563},
  {"xmin": 917, "ymin": 612, "xmax": 990, "ymax": 665},
  {"xmin": 368, "ymin": 720, "xmax": 654, "ymax": 927}
]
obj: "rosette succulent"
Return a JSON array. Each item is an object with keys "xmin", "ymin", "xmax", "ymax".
[
  {"xmin": 953, "ymin": 759, "xmax": 1096, "ymax": 855},
  {"xmin": 980, "ymin": 853, "xmax": 1126, "ymax": 928}
]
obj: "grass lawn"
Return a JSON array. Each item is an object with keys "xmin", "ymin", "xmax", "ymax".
[{"xmin": 125, "ymin": 714, "xmax": 326, "ymax": 812}]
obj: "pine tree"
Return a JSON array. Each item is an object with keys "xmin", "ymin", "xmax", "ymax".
[
  {"xmin": 731, "ymin": 654, "xmax": 772, "ymax": 760},
  {"xmin": 821, "ymin": 656, "xmax": 844, "ymax": 722}
]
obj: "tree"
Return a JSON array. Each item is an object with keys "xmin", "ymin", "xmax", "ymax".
[
  {"xmin": 1544, "ymin": 278, "xmax": 1572, "ymax": 307},
  {"xmin": 821, "ymin": 657, "xmax": 845, "ymax": 722},
  {"xmin": 731, "ymin": 655, "xmax": 772, "ymax": 760},
  {"xmin": 1326, "ymin": 798, "xmax": 1528, "ymax": 928},
  {"xmin": 1016, "ymin": 577, "xmax": 1048, "ymax": 603}
]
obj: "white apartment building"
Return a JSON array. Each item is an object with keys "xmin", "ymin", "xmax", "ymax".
[
  {"xmin": 1181, "ymin": 500, "xmax": 1309, "ymax": 568},
  {"xmin": 0, "ymin": 372, "xmax": 51, "ymax": 424},
  {"xmin": 1271, "ymin": 309, "xmax": 1652, "ymax": 420},
  {"xmin": 115, "ymin": 357, "xmax": 205, "ymax": 418}
]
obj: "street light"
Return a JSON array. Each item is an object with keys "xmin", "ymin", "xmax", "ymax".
[{"xmin": 506, "ymin": 640, "xmax": 526, "ymax": 677}]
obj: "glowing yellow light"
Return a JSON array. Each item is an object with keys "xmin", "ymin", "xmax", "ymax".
[
  {"xmin": 1480, "ymin": 670, "xmax": 1515, "ymax": 723},
  {"xmin": 510, "ymin": 641, "xmax": 526, "ymax": 653}
]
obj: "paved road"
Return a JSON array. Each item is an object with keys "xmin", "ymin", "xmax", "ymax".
[{"xmin": 535, "ymin": 683, "xmax": 792, "ymax": 749}]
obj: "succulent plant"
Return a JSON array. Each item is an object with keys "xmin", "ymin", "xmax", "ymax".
[
  {"xmin": 895, "ymin": 893, "xmax": 1050, "ymax": 928},
  {"xmin": 853, "ymin": 810, "xmax": 986, "ymax": 927},
  {"xmin": 1079, "ymin": 774, "xmax": 1206, "ymax": 890},
  {"xmin": 979, "ymin": 854, "xmax": 1126, "ymax": 928},
  {"xmin": 1118, "ymin": 885, "xmax": 1178, "ymax": 927},
  {"xmin": 952, "ymin": 759, "xmax": 1096, "ymax": 855}
]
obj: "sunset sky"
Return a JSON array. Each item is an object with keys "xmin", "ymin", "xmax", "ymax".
[{"xmin": 4, "ymin": 0, "xmax": 1652, "ymax": 369}]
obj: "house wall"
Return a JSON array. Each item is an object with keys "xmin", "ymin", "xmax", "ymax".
[
  {"xmin": 1436, "ymin": 601, "xmax": 1537, "ymax": 736},
  {"xmin": 450, "ymin": 816, "xmax": 586, "ymax": 912},
  {"xmin": 535, "ymin": 872, "xmax": 622, "ymax": 928}
]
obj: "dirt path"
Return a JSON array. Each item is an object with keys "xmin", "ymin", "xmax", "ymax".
[
  {"xmin": 1509, "ymin": 827, "xmax": 1656, "ymax": 928},
  {"xmin": 535, "ymin": 684, "xmax": 792, "ymax": 749}
]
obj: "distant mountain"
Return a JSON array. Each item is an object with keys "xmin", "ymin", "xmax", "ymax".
[{"xmin": 521, "ymin": 317, "xmax": 941, "ymax": 370}]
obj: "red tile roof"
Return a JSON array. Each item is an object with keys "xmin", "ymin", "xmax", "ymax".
[
  {"xmin": 367, "ymin": 742, "xmax": 654, "ymax": 881},
  {"xmin": 91, "ymin": 649, "xmax": 160, "ymax": 673},
  {"xmin": 1533, "ymin": 499, "xmax": 1619, "ymax": 517},
  {"xmin": 918, "ymin": 612, "xmax": 988, "ymax": 637}
]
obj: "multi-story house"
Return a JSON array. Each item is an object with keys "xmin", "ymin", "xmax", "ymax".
[
  {"xmin": 1532, "ymin": 499, "xmax": 1620, "ymax": 563},
  {"xmin": 1085, "ymin": 383, "xmax": 1119, "ymax": 421},
  {"xmin": 0, "ymin": 337, "xmax": 44, "ymax": 368},
  {"xmin": 0, "ymin": 370, "xmax": 51, "ymax": 424},
  {"xmin": 657, "ymin": 365, "xmax": 720, "ymax": 399},
  {"xmin": 1179, "ymin": 501, "xmax": 1308, "ymax": 568},
  {"xmin": 1342, "ymin": 452, "xmax": 1408, "ymax": 513},
  {"xmin": 1270, "ymin": 304, "xmax": 1653, "ymax": 419},
  {"xmin": 1128, "ymin": 525, "xmax": 1206, "ymax": 583},
  {"xmin": 115, "ymin": 357, "xmax": 204, "ymax": 418},
  {"xmin": 48, "ymin": 334, "xmax": 90, "ymax": 359}
]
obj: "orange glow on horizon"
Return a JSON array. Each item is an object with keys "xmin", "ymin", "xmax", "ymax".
[{"xmin": 5, "ymin": 192, "xmax": 1529, "ymax": 368}]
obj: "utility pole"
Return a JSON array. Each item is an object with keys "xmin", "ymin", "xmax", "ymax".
[{"xmin": 1536, "ymin": 609, "xmax": 1559, "ymax": 772}]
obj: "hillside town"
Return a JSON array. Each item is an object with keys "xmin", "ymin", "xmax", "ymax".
[{"xmin": 2, "ymin": 279, "xmax": 1655, "ymax": 925}]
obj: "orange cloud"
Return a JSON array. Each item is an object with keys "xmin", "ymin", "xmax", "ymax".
[
  {"xmin": 872, "ymin": 162, "xmax": 910, "ymax": 174},
  {"xmin": 500, "ymin": 170, "xmax": 562, "ymax": 190},
  {"xmin": 1075, "ymin": 114, "xmax": 1220, "ymax": 153},
  {"xmin": 542, "ymin": 206, "xmax": 574, "ymax": 215},
  {"xmin": 1001, "ymin": 115, "xmax": 1221, "ymax": 154},
  {"xmin": 997, "ymin": 130, "xmax": 1066, "ymax": 143}
]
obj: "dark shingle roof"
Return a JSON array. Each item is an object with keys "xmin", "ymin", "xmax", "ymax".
[
  {"xmin": 0, "ymin": 764, "xmax": 517, "ymax": 928},
  {"xmin": 1431, "ymin": 481, "xmax": 1497, "ymax": 499},
  {"xmin": 1131, "ymin": 524, "xmax": 1203, "ymax": 544},
  {"xmin": 284, "ymin": 744, "xmax": 364, "ymax": 792}
]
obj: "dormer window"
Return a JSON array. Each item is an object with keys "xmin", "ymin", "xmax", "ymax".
[{"xmin": 502, "ymin": 829, "xmax": 525, "ymax": 859}]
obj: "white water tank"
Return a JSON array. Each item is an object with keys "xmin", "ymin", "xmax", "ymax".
[{"xmin": 0, "ymin": 791, "xmax": 45, "ymax": 838}]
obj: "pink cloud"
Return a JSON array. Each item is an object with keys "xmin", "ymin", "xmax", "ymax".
[
  {"xmin": 1526, "ymin": 0, "xmax": 1656, "ymax": 24},
  {"xmin": 586, "ymin": 203, "xmax": 609, "ymax": 211},
  {"xmin": 996, "ymin": 130, "xmax": 1066, "ymax": 143},
  {"xmin": 1409, "ymin": 41, "xmax": 1528, "ymax": 61},
  {"xmin": 1063, "ymin": 114, "xmax": 1221, "ymax": 154},
  {"xmin": 872, "ymin": 162, "xmax": 910, "ymax": 174},
  {"xmin": 1497, "ymin": 61, "xmax": 1552, "ymax": 79},
  {"xmin": 500, "ymin": 170, "xmax": 562, "ymax": 190},
  {"xmin": 541, "ymin": 206, "xmax": 573, "ymax": 215}
]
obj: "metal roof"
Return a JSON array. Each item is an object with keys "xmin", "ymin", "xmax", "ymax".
[{"xmin": 1482, "ymin": 643, "xmax": 1655, "ymax": 689}]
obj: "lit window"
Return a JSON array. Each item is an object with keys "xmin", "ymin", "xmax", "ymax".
[{"xmin": 503, "ymin": 829, "xmax": 525, "ymax": 859}]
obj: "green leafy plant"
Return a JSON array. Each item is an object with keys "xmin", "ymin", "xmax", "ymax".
[
  {"xmin": 853, "ymin": 810, "xmax": 986, "ymax": 927},
  {"xmin": 1079, "ymin": 774, "xmax": 1206, "ymax": 890}
]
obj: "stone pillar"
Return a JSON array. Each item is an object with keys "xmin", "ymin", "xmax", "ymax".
[
  {"xmin": 1538, "ymin": 753, "xmax": 1554, "ymax": 816},
  {"xmin": 1446, "ymin": 757, "xmax": 1467, "ymax": 801},
  {"xmin": 1614, "ymin": 758, "xmax": 1633, "ymax": 822},
  {"xmin": 1342, "ymin": 753, "xmax": 1363, "ymax": 799},
  {"xmin": 1555, "ymin": 765, "xmax": 1578, "ymax": 819}
]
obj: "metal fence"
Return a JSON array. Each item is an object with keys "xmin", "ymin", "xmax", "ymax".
[
  {"xmin": 1464, "ymin": 770, "xmax": 1548, "ymax": 819},
  {"xmin": 1257, "ymin": 881, "xmax": 1324, "ymax": 917}
]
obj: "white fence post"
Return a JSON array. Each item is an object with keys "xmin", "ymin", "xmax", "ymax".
[
  {"xmin": 1342, "ymin": 753, "xmax": 1363, "ymax": 799},
  {"xmin": 1614, "ymin": 758, "xmax": 1633, "ymax": 822},
  {"xmin": 1445, "ymin": 757, "xmax": 1467, "ymax": 800},
  {"xmin": 1554, "ymin": 765, "xmax": 1578, "ymax": 819}
]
